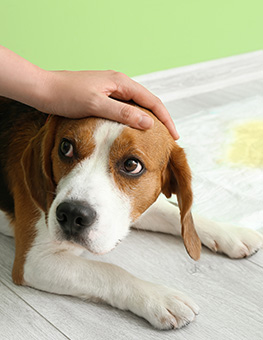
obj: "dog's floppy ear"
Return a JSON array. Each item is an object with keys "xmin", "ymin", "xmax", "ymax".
[
  {"xmin": 22, "ymin": 117, "xmax": 58, "ymax": 212},
  {"xmin": 162, "ymin": 144, "xmax": 201, "ymax": 260}
]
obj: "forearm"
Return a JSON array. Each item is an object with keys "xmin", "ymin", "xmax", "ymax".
[{"xmin": 0, "ymin": 45, "xmax": 47, "ymax": 107}]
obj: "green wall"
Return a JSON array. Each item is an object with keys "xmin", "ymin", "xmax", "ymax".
[{"xmin": 1, "ymin": 0, "xmax": 263, "ymax": 77}]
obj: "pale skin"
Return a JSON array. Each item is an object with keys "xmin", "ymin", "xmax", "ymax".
[{"xmin": 0, "ymin": 45, "xmax": 179, "ymax": 139}]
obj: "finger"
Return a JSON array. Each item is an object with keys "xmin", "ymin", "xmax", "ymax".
[
  {"xmin": 127, "ymin": 82, "xmax": 180, "ymax": 140},
  {"xmin": 111, "ymin": 75, "xmax": 179, "ymax": 139},
  {"xmin": 90, "ymin": 95, "xmax": 154, "ymax": 130}
]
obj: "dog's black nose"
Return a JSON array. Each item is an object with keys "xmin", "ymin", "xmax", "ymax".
[{"xmin": 56, "ymin": 201, "xmax": 97, "ymax": 236}]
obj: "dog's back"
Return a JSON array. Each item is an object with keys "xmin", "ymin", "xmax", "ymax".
[{"xmin": 0, "ymin": 97, "xmax": 46, "ymax": 217}]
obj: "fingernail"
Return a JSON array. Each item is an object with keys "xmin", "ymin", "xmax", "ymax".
[
  {"xmin": 169, "ymin": 120, "xmax": 179, "ymax": 140},
  {"xmin": 138, "ymin": 115, "xmax": 154, "ymax": 129},
  {"xmin": 173, "ymin": 128, "xmax": 180, "ymax": 140}
]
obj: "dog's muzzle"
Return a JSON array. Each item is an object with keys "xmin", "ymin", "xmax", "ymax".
[{"xmin": 56, "ymin": 200, "xmax": 97, "ymax": 237}]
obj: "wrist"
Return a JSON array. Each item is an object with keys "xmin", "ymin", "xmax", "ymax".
[
  {"xmin": 0, "ymin": 45, "xmax": 51, "ymax": 110},
  {"xmin": 32, "ymin": 68, "xmax": 55, "ymax": 113}
]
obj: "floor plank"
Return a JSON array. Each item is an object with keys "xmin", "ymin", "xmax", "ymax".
[
  {"xmin": 134, "ymin": 51, "xmax": 263, "ymax": 102},
  {"xmin": 0, "ymin": 280, "xmax": 68, "ymax": 340}
]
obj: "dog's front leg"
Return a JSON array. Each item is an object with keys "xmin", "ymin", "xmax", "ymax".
[
  {"xmin": 22, "ymin": 225, "xmax": 199, "ymax": 330},
  {"xmin": 136, "ymin": 195, "xmax": 263, "ymax": 259},
  {"xmin": 133, "ymin": 195, "xmax": 182, "ymax": 236}
]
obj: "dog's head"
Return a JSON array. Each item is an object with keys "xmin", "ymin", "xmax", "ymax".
[{"xmin": 22, "ymin": 106, "xmax": 201, "ymax": 260}]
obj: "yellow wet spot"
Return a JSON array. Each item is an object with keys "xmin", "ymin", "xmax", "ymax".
[{"xmin": 227, "ymin": 121, "xmax": 263, "ymax": 167}]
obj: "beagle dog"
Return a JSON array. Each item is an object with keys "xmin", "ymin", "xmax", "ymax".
[{"xmin": 0, "ymin": 96, "xmax": 262, "ymax": 330}]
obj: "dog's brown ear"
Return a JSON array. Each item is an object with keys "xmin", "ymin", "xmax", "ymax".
[
  {"xmin": 22, "ymin": 117, "xmax": 58, "ymax": 212},
  {"xmin": 162, "ymin": 144, "xmax": 201, "ymax": 260}
]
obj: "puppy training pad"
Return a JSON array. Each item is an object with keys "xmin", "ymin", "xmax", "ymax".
[{"xmin": 173, "ymin": 96, "xmax": 263, "ymax": 231}]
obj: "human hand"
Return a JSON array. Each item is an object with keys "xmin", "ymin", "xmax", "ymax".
[
  {"xmin": 0, "ymin": 46, "xmax": 178, "ymax": 138},
  {"xmin": 39, "ymin": 70, "xmax": 179, "ymax": 139}
]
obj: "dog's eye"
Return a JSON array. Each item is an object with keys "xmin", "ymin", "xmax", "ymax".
[
  {"xmin": 60, "ymin": 139, "xmax": 74, "ymax": 158},
  {"xmin": 123, "ymin": 158, "xmax": 143, "ymax": 174}
]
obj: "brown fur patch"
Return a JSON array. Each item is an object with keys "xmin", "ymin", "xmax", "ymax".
[
  {"xmin": 109, "ymin": 111, "xmax": 171, "ymax": 220},
  {"xmin": 0, "ymin": 98, "xmax": 98, "ymax": 284},
  {"xmin": 22, "ymin": 116, "xmax": 98, "ymax": 212},
  {"xmin": 22, "ymin": 118, "xmax": 58, "ymax": 212},
  {"xmin": 0, "ymin": 98, "xmax": 47, "ymax": 284},
  {"xmin": 51, "ymin": 117, "xmax": 97, "ymax": 185},
  {"xmin": 110, "ymin": 107, "xmax": 201, "ymax": 260},
  {"xmin": 12, "ymin": 184, "xmax": 40, "ymax": 284}
]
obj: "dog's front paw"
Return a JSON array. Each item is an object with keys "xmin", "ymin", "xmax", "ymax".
[
  {"xmin": 202, "ymin": 225, "xmax": 263, "ymax": 258},
  {"xmin": 130, "ymin": 283, "xmax": 199, "ymax": 330}
]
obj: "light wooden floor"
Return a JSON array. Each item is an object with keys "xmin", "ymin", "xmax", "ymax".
[{"xmin": 1, "ymin": 51, "xmax": 263, "ymax": 340}]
